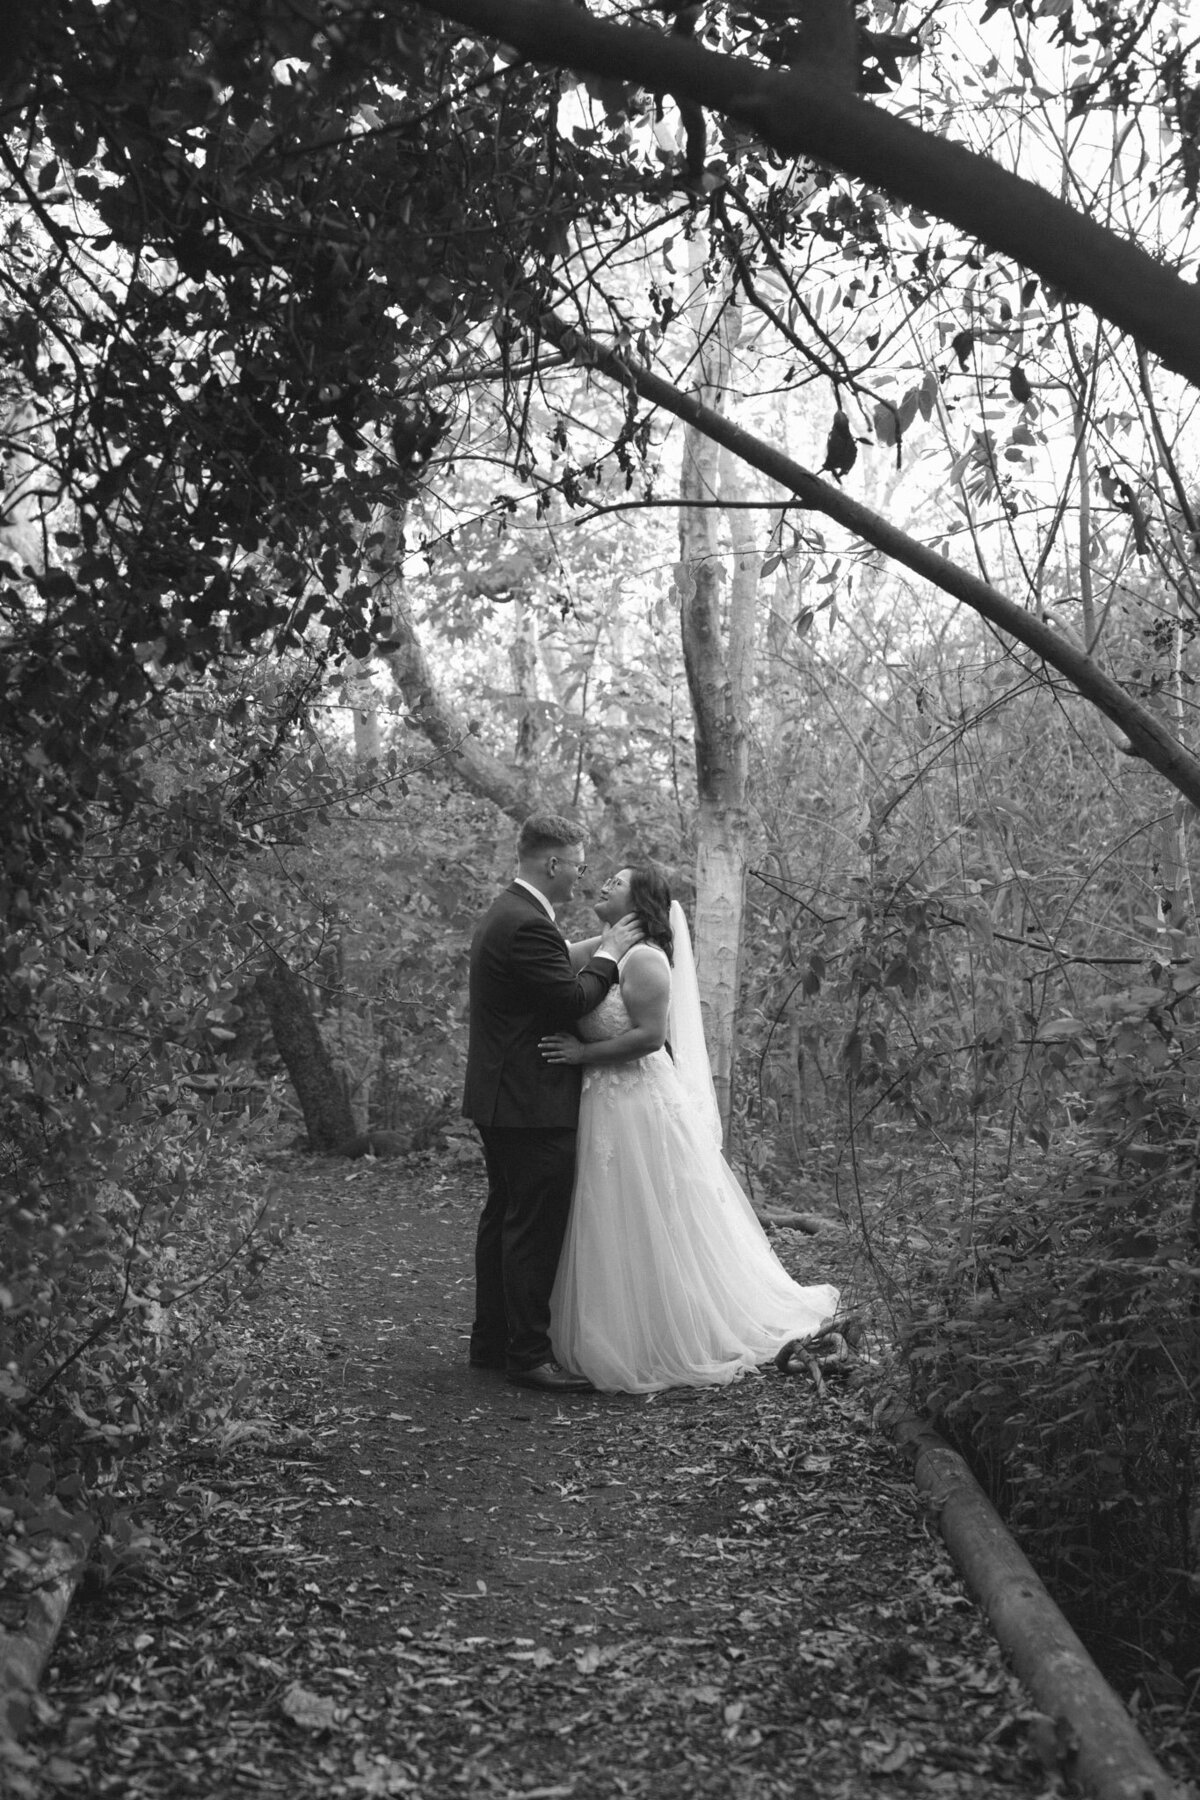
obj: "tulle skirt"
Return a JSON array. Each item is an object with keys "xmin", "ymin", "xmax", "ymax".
[{"xmin": 550, "ymin": 1048, "xmax": 839, "ymax": 1393}]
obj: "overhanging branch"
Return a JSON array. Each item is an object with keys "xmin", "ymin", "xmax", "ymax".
[
  {"xmin": 539, "ymin": 310, "xmax": 1200, "ymax": 812},
  {"xmin": 414, "ymin": 0, "xmax": 1200, "ymax": 389}
]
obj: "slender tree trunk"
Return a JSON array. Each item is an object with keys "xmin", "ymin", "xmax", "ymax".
[
  {"xmin": 509, "ymin": 597, "xmax": 542, "ymax": 768},
  {"xmin": 676, "ymin": 242, "xmax": 760, "ymax": 1138},
  {"xmin": 346, "ymin": 658, "xmax": 381, "ymax": 1126},
  {"xmin": 256, "ymin": 957, "xmax": 357, "ymax": 1151},
  {"xmin": 1131, "ymin": 352, "xmax": 1200, "ymax": 952},
  {"xmin": 1073, "ymin": 393, "xmax": 1098, "ymax": 652},
  {"xmin": 1156, "ymin": 604, "xmax": 1197, "ymax": 945},
  {"xmin": 347, "ymin": 657, "xmax": 381, "ymax": 765}
]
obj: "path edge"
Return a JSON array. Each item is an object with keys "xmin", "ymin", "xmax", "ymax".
[{"xmin": 890, "ymin": 1409, "xmax": 1188, "ymax": 1800}]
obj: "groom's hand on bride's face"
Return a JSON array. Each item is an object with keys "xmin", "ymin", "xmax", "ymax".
[{"xmin": 600, "ymin": 913, "xmax": 643, "ymax": 959}]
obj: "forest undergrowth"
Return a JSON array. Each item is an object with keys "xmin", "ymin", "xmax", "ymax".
[
  {"xmin": 834, "ymin": 1112, "xmax": 1200, "ymax": 1711},
  {"xmin": 12, "ymin": 1141, "xmax": 1195, "ymax": 1799}
]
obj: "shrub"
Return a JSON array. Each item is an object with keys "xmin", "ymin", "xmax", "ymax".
[
  {"xmin": 899, "ymin": 957, "xmax": 1200, "ymax": 1653},
  {"xmin": 1, "ymin": 759, "xmax": 289, "ymax": 1569}
]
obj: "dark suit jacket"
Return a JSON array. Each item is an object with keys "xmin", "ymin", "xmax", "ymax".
[{"xmin": 462, "ymin": 883, "xmax": 619, "ymax": 1128}]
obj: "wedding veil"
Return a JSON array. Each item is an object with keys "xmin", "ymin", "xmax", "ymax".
[{"xmin": 667, "ymin": 899, "xmax": 724, "ymax": 1148}]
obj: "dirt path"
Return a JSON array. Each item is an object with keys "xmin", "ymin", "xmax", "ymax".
[{"xmin": 19, "ymin": 1151, "xmax": 1072, "ymax": 1798}]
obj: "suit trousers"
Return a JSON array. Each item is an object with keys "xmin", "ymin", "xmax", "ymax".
[{"xmin": 472, "ymin": 1125, "xmax": 577, "ymax": 1370}]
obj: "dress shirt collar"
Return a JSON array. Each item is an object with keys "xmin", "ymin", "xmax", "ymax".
[{"xmin": 513, "ymin": 877, "xmax": 557, "ymax": 922}]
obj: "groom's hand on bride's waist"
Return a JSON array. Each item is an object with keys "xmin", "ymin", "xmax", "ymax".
[{"xmin": 598, "ymin": 913, "xmax": 643, "ymax": 961}]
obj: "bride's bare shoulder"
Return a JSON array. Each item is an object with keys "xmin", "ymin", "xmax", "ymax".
[{"xmin": 620, "ymin": 942, "xmax": 671, "ymax": 985}]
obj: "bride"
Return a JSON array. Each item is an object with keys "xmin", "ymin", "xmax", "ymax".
[{"xmin": 540, "ymin": 861, "xmax": 838, "ymax": 1393}]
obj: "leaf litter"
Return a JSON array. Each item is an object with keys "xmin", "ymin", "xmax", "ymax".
[{"xmin": 14, "ymin": 1149, "xmax": 1188, "ymax": 1797}]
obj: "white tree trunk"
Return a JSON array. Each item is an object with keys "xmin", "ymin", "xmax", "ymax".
[
  {"xmin": 347, "ymin": 657, "xmax": 381, "ymax": 767},
  {"xmin": 1156, "ymin": 606, "xmax": 1197, "ymax": 946},
  {"xmin": 509, "ymin": 597, "xmax": 541, "ymax": 768},
  {"xmin": 676, "ymin": 238, "xmax": 761, "ymax": 1139}
]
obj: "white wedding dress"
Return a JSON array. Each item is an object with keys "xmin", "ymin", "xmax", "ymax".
[{"xmin": 550, "ymin": 943, "xmax": 839, "ymax": 1393}]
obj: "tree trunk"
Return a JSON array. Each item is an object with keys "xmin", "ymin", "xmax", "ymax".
[
  {"xmin": 256, "ymin": 957, "xmax": 357, "ymax": 1151},
  {"xmin": 341, "ymin": 663, "xmax": 380, "ymax": 1124},
  {"xmin": 677, "ymin": 247, "xmax": 759, "ymax": 1139},
  {"xmin": 1154, "ymin": 605, "xmax": 1196, "ymax": 946},
  {"xmin": 509, "ymin": 597, "xmax": 542, "ymax": 768},
  {"xmin": 347, "ymin": 657, "xmax": 381, "ymax": 767}
]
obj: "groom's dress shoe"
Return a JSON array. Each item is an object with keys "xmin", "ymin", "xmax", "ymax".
[{"xmin": 507, "ymin": 1360, "xmax": 593, "ymax": 1393}]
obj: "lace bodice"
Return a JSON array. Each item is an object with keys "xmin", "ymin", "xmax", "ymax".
[
  {"xmin": 577, "ymin": 946, "xmax": 669, "ymax": 1043},
  {"xmin": 574, "ymin": 948, "xmax": 678, "ymax": 1137},
  {"xmin": 578, "ymin": 984, "xmax": 631, "ymax": 1042}
]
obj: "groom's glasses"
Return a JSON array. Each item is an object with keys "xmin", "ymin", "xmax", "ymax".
[{"xmin": 551, "ymin": 858, "xmax": 587, "ymax": 876}]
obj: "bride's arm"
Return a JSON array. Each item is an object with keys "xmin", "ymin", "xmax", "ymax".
[
  {"xmin": 539, "ymin": 948, "xmax": 669, "ymax": 1067},
  {"xmin": 566, "ymin": 933, "xmax": 602, "ymax": 971}
]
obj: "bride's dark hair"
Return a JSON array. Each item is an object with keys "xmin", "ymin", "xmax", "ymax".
[{"xmin": 625, "ymin": 860, "xmax": 674, "ymax": 963}]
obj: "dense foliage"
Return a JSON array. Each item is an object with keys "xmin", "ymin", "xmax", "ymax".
[{"xmin": 898, "ymin": 960, "xmax": 1200, "ymax": 1655}]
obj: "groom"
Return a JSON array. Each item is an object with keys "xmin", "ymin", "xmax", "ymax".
[{"xmin": 463, "ymin": 813, "xmax": 641, "ymax": 1391}]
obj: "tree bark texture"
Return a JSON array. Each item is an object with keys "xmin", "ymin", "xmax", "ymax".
[
  {"xmin": 419, "ymin": 0, "xmax": 1200, "ymax": 389},
  {"xmin": 508, "ymin": 597, "xmax": 542, "ymax": 768},
  {"xmin": 255, "ymin": 958, "xmax": 357, "ymax": 1152},
  {"xmin": 677, "ymin": 259, "xmax": 748, "ymax": 1138},
  {"xmin": 892, "ymin": 1413, "xmax": 1184, "ymax": 1800},
  {"xmin": 1162, "ymin": 606, "xmax": 1197, "ymax": 942},
  {"xmin": 347, "ymin": 657, "xmax": 381, "ymax": 768}
]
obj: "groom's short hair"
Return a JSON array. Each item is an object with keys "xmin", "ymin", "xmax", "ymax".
[{"xmin": 517, "ymin": 813, "xmax": 583, "ymax": 860}]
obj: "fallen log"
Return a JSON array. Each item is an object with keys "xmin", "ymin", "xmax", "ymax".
[
  {"xmin": 890, "ymin": 1411, "xmax": 1186, "ymax": 1800},
  {"xmin": 0, "ymin": 1536, "xmax": 87, "ymax": 1741},
  {"xmin": 753, "ymin": 1207, "xmax": 842, "ymax": 1233}
]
